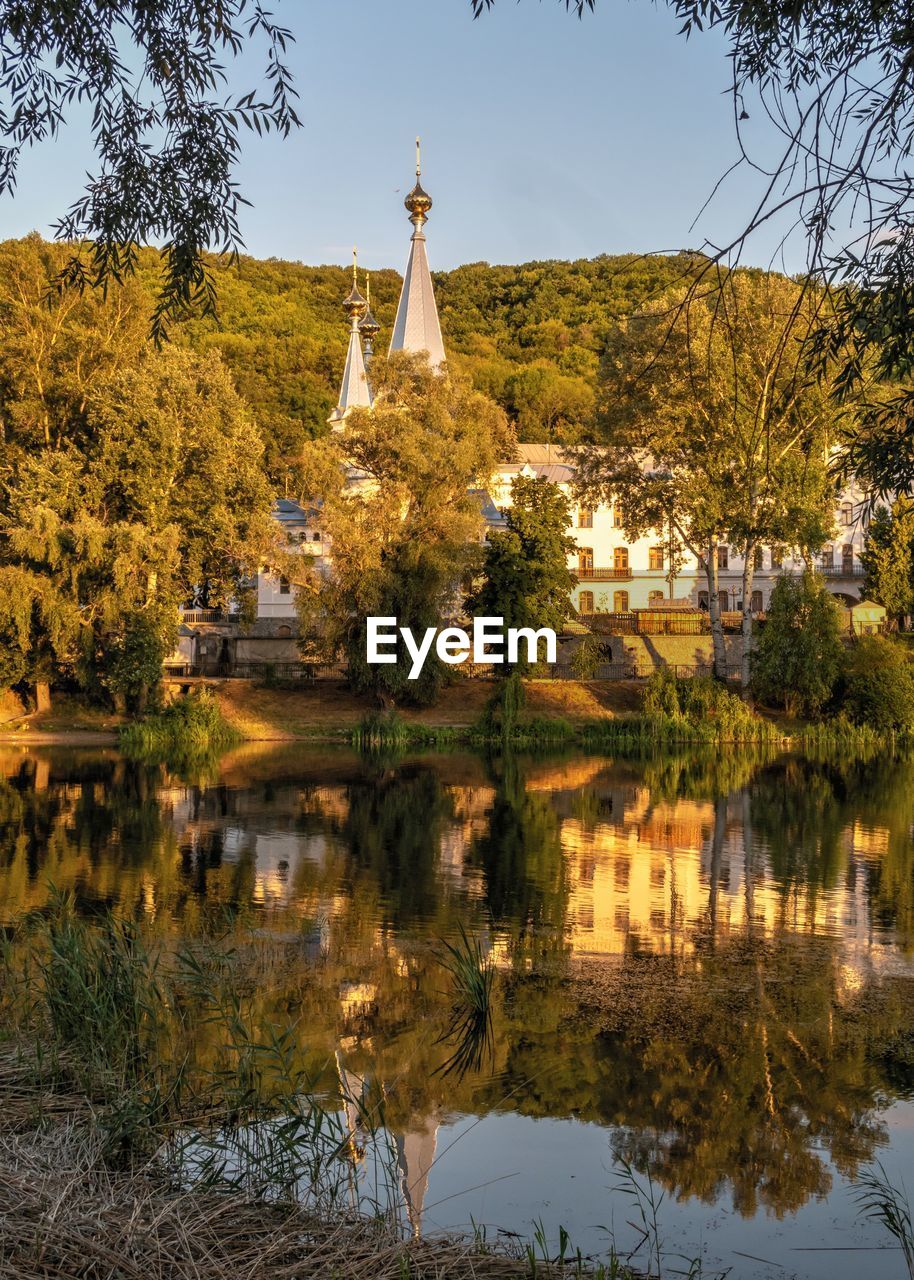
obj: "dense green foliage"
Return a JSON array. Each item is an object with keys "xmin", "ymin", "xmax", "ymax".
[
  {"xmin": 840, "ymin": 636, "xmax": 914, "ymax": 731},
  {"xmin": 0, "ymin": 237, "xmax": 702, "ymax": 487},
  {"xmin": 469, "ymin": 474, "xmax": 577, "ymax": 661},
  {"xmin": 119, "ymin": 692, "xmax": 240, "ymax": 768},
  {"xmin": 752, "ymin": 573, "xmax": 844, "ymax": 716},
  {"xmin": 298, "ymin": 354, "xmax": 511, "ymax": 708},
  {"xmin": 861, "ymin": 499, "xmax": 914, "ymax": 624},
  {"xmin": 642, "ymin": 667, "xmax": 774, "ymax": 742}
]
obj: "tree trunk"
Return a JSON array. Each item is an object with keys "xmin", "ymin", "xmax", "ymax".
[
  {"xmin": 706, "ymin": 541, "xmax": 728, "ymax": 680},
  {"xmin": 740, "ymin": 548, "xmax": 756, "ymax": 694},
  {"xmin": 34, "ymin": 681, "xmax": 51, "ymax": 713}
]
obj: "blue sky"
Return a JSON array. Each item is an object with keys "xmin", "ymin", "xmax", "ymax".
[{"xmin": 0, "ymin": 1, "xmax": 803, "ymax": 274}]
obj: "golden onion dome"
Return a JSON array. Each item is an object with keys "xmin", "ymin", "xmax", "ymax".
[
  {"xmin": 405, "ymin": 179, "xmax": 432, "ymax": 222},
  {"xmin": 342, "ymin": 281, "xmax": 367, "ymax": 319},
  {"xmin": 359, "ymin": 307, "xmax": 380, "ymax": 337}
]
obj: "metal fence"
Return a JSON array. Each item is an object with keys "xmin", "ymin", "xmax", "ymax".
[{"xmin": 580, "ymin": 610, "xmax": 710, "ymax": 636}]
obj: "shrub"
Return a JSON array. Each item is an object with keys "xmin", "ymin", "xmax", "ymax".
[
  {"xmin": 751, "ymin": 573, "xmax": 843, "ymax": 717},
  {"xmin": 841, "ymin": 636, "xmax": 914, "ymax": 730},
  {"xmin": 642, "ymin": 668, "xmax": 771, "ymax": 741}
]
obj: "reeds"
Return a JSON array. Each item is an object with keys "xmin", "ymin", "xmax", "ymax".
[
  {"xmin": 0, "ymin": 1124, "xmax": 613, "ymax": 1279},
  {"xmin": 119, "ymin": 691, "xmax": 240, "ymax": 769},
  {"xmin": 436, "ymin": 923, "xmax": 495, "ymax": 1079},
  {"xmin": 855, "ymin": 1162, "xmax": 914, "ymax": 1278}
]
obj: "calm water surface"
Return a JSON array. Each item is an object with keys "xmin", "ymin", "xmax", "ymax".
[{"xmin": 2, "ymin": 742, "xmax": 914, "ymax": 1279}]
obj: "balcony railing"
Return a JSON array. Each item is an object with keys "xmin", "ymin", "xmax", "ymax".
[
  {"xmin": 820, "ymin": 564, "xmax": 866, "ymax": 578},
  {"xmin": 181, "ymin": 609, "xmax": 227, "ymax": 624},
  {"xmin": 576, "ymin": 566, "xmax": 633, "ymax": 581}
]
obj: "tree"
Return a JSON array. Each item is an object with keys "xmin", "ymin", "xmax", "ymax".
[
  {"xmin": 470, "ymin": 1, "xmax": 914, "ymax": 499},
  {"xmin": 507, "ymin": 362, "xmax": 595, "ymax": 444},
  {"xmin": 860, "ymin": 499, "xmax": 914, "ymax": 628},
  {"xmin": 575, "ymin": 272, "xmax": 839, "ymax": 685},
  {"xmin": 0, "ymin": 346, "xmax": 276, "ymax": 706},
  {"xmin": 297, "ymin": 353, "xmax": 512, "ymax": 707},
  {"xmin": 0, "ymin": 2, "xmax": 300, "ymax": 337},
  {"xmin": 469, "ymin": 475, "xmax": 577, "ymax": 666},
  {"xmin": 841, "ymin": 635, "xmax": 914, "ymax": 731},
  {"xmin": 751, "ymin": 573, "xmax": 843, "ymax": 717}
]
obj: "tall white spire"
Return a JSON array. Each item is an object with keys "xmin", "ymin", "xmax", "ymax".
[
  {"xmin": 329, "ymin": 248, "xmax": 373, "ymax": 428},
  {"xmin": 389, "ymin": 138, "xmax": 446, "ymax": 371}
]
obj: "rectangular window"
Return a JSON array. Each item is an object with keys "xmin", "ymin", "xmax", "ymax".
[
  {"xmin": 578, "ymin": 548, "xmax": 594, "ymax": 574},
  {"xmin": 821, "ymin": 545, "xmax": 834, "ymax": 569},
  {"xmin": 279, "ymin": 577, "xmax": 291, "ymax": 596},
  {"xmin": 614, "ymin": 546, "xmax": 629, "ymax": 572},
  {"xmin": 648, "ymin": 547, "xmax": 664, "ymax": 571},
  {"xmin": 613, "ymin": 590, "xmax": 630, "ymax": 613},
  {"xmin": 578, "ymin": 590, "xmax": 595, "ymax": 613},
  {"xmin": 577, "ymin": 506, "xmax": 593, "ymax": 528},
  {"xmin": 842, "ymin": 544, "xmax": 854, "ymax": 572},
  {"xmin": 612, "ymin": 507, "xmax": 622, "ymax": 528},
  {"xmin": 770, "ymin": 549, "xmax": 782, "ymax": 570},
  {"xmin": 753, "ymin": 546, "xmax": 764, "ymax": 571},
  {"xmin": 717, "ymin": 545, "xmax": 729, "ymax": 570}
]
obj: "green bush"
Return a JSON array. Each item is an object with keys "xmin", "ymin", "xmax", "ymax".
[
  {"xmin": 841, "ymin": 636, "xmax": 914, "ymax": 730},
  {"xmin": 119, "ymin": 691, "xmax": 239, "ymax": 765},
  {"xmin": 751, "ymin": 573, "xmax": 844, "ymax": 717},
  {"xmin": 643, "ymin": 668, "xmax": 773, "ymax": 741}
]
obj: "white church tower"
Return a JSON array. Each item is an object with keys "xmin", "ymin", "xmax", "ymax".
[
  {"xmin": 388, "ymin": 138, "xmax": 446, "ymax": 370},
  {"xmin": 328, "ymin": 249, "xmax": 373, "ymax": 428}
]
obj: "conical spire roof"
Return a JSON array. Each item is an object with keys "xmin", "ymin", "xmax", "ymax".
[
  {"xmin": 329, "ymin": 249, "xmax": 373, "ymax": 427},
  {"xmin": 389, "ymin": 139, "xmax": 446, "ymax": 371}
]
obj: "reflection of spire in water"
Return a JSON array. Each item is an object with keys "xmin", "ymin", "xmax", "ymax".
[
  {"xmin": 394, "ymin": 1114, "xmax": 439, "ymax": 1237},
  {"xmin": 334, "ymin": 1049, "xmax": 369, "ymax": 1164}
]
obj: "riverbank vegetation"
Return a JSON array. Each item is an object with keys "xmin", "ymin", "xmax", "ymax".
[
  {"xmin": 0, "ymin": 898, "xmax": 628, "ymax": 1279},
  {"xmin": 119, "ymin": 692, "xmax": 240, "ymax": 769}
]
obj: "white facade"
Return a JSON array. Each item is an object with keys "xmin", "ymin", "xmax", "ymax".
[{"xmin": 492, "ymin": 446, "xmax": 871, "ymax": 616}]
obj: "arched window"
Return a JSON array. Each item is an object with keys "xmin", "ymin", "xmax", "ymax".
[
  {"xmin": 277, "ymin": 625, "xmax": 292, "ymax": 638},
  {"xmin": 719, "ymin": 590, "xmax": 730, "ymax": 611},
  {"xmin": 613, "ymin": 546, "xmax": 629, "ymax": 572},
  {"xmin": 579, "ymin": 590, "xmax": 595, "ymax": 613},
  {"xmin": 578, "ymin": 547, "xmax": 594, "ymax": 574},
  {"xmin": 648, "ymin": 589, "xmax": 664, "ymax": 604},
  {"xmin": 312, "ymin": 531, "xmax": 321, "ymax": 542},
  {"xmin": 698, "ymin": 591, "xmax": 709, "ymax": 610},
  {"xmin": 840, "ymin": 502, "xmax": 853, "ymax": 527},
  {"xmin": 613, "ymin": 590, "xmax": 629, "ymax": 613}
]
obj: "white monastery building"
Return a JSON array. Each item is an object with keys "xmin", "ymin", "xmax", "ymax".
[{"xmin": 178, "ymin": 148, "xmax": 875, "ymax": 669}]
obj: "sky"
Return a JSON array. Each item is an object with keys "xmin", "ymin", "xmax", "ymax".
[{"xmin": 0, "ymin": 0, "xmax": 806, "ymax": 276}]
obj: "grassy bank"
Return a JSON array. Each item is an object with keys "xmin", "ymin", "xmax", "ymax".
[
  {"xmin": 119, "ymin": 691, "xmax": 240, "ymax": 765},
  {"xmin": 0, "ymin": 901, "xmax": 624, "ymax": 1279}
]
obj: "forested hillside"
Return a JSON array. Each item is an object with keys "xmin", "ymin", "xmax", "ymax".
[{"xmin": 0, "ymin": 235, "xmax": 705, "ymax": 486}]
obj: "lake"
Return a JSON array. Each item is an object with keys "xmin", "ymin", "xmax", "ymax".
[{"xmin": 1, "ymin": 741, "xmax": 913, "ymax": 1279}]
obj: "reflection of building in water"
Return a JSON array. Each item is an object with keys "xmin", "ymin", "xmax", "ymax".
[
  {"xmin": 559, "ymin": 788, "xmax": 886, "ymax": 970},
  {"xmin": 394, "ymin": 1116, "xmax": 440, "ymax": 1237}
]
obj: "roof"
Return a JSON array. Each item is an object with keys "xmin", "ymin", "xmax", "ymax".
[
  {"xmin": 389, "ymin": 227, "xmax": 446, "ymax": 370},
  {"xmin": 470, "ymin": 488, "xmax": 506, "ymax": 527},
  {"xmin": 273, "ymin": 498, "xmax": 311, "ymax": 523},
  {"xmin": 333, "ymin": 321, "xmax": 372, "ymax": 420},
  {"xmin": 514, "ymin": 443, "xmax": 573, "ymax": 465}
]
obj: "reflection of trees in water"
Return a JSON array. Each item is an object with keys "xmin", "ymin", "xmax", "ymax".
[
  {"xmin": 466, "ymin": 937, "xmax": 907, "ymax": 1219},
  {"xmin": 468, "ymin": 752, "xmax": 569, "ymax": 944},
  {"xmin": 4, "ymin": 745, "xmax": 914, "ymax": 1221},
  {"xmin": 338, "ymin": 765, "xmax": 456, "ymax": 928},
  {"xmin": 0, "ymin": 753, "xmax": 177, "ymax": 919}
]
